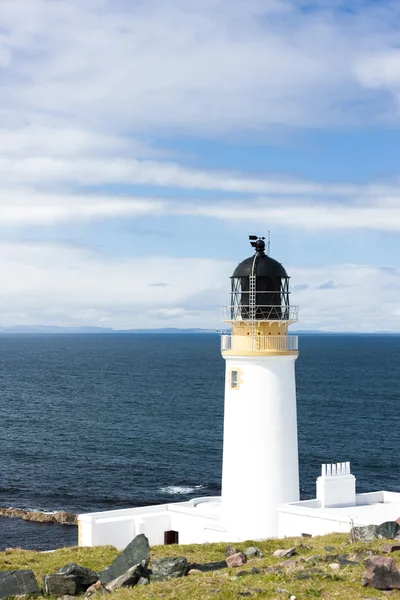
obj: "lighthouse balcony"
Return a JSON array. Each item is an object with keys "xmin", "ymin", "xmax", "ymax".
[
  {"xmin": 222, "ymin": 305, "xmax": 299, "ymax": 324},
  {"xmin": 221, "ymin": 334, "xmax": 298, "ymax": 353}
]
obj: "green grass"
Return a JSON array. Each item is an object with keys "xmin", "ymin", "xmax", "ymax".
[{"xmin": 2, "ymin": 533, "xmax": 400, "ymax": 599}]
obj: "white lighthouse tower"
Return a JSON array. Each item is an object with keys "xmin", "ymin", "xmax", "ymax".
[{"xmin": 220, "ymin": 235, "xmax": 300, "ymax": 540}]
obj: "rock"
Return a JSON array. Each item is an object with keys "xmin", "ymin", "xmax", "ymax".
[
  {"xmin": 226, "ymin": 552, "xmax": 247, "ymax": 568},
  {"xmin": 54, "ymin": 511, "xmax": 77, "ymax": 525},
  {"xmin": 137, "ymin": 577, "xmax": 149, "ymax": 585},
  {"xmin": 189, "ymin": 561, "xmax": 227, "ymax": 572},
  {"xmin": 352, "ymin": 522, "xmax": 400, "ymax": 543},
  {"xmin": 151, "ymin": 557, "xmax": 189, "ymax": 581},
  {"xmin": 325, "ymin": 545, "xmax": 336, "ymax": 552},
  {"xmin": 351, "ymin": 524, "xmax": 378, "ymax": 542},
  {"xmin": 382, "ymin": 544, "xmax": 400, "ymax": 554},
  {"xmin": 377, "ymin": 521, "xmax": 400, "ymax": 539},
  {"xmin": 0, "ymin": 570, "xmax": 41, "ymax": 599},
  {"xmin": 237, "ymin": 568, "xmax": 260, "ymax": 577},
  {"xmin": 99, "ymin": 534, "xmax": 150, "ymax": 585},
  {"xmin": 238, "ymin": 593, "xmax": 251, "ymax": 597},
  {"xmin": 188, "ymin": 569, "xmax": 202, "ymax": 575},
  {"xmin": 22, "ymin": 511, "xmax": 56, "ymax": 523},
  {"xmin": 273, "ymin": 548, "xmax": 296, "ymax": 559},
  {"xmin": 0, "ymin": 508, "xmax": 27, "ymax": 519},
  {"xmin": 43, "ymin": 574, "xmax": 77, "ymax": 596},
  {"xmin": 56, "ymin": 564, "xmax": 98, "ymax": 593},
  {"xmin": 244, "ymin": 546, "xmax": 263, "ymax": 558},
  {"xmin": 329, "ymin": 563, "xmax": 340, "ymax": 571},
  {"xmin": 105, "ymin": 564, "xmax": 149, "ymax": 591},
  {"xmin": 362, "ymin": 555, "xmax": 400, "ymax": 589},
  {"xmin": 84, "ymin": 581, "xmax": 109, "ymax": 597},
  {"xmin": 275, "ymin": 589, "xmax": 290, "ymax": 596},
  {"xmin": 225, "ymin": 545, "xmax": 241, "ymax": 557}
]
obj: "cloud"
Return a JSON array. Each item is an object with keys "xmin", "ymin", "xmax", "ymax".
[
  {"xmin": 1, "ymin": 0, "xmax": 400, "ymax": 134},
  {"xmin": 0, "ymin": 242, "xmax": 397, "ymax": 332}
]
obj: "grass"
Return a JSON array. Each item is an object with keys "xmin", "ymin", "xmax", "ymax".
[{"xmin": 2, "ymin": 533, "xmax": 400, "ymax": 599}]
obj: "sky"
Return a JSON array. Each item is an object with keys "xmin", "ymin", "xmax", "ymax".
[{"xmin": 0, "ymin": 0, "xmax": 399, "ymax": 332}]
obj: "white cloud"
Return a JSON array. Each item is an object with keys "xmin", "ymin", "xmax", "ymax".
[
  {"xmin": 0, "ymin": 242, "xmax": 396, "ymax": 331},
  {"xmin": 0, "ymin": 0, "xmax": 400, "ymax": 133}
]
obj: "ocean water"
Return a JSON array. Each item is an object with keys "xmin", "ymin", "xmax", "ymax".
[{"xmin": 0, "ymin": 333, "xmax": 399, "ymax": 550}]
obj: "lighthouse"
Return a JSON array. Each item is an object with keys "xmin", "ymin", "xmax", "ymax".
[{"xmin": 220, "ymin": 235, "xmax": 300, "ymax": 540}]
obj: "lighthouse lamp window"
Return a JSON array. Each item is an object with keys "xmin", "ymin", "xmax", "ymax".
[{"xmin": 231, "ymin": 370, "xmax": 239, "ymax": 389}]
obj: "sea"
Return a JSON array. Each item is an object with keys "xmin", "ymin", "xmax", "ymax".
[{"xmin": 0, "ymin": 333, "xmax": 399, "ymax": 551}]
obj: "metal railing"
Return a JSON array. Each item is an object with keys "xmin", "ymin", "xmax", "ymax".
[
  {"xmin": 221, "ymin": 334, "xmax": 298, "ymax": 353},
  {"xmin": 222, "ymin": 305, "xmax": 299, "ymax": 323}
]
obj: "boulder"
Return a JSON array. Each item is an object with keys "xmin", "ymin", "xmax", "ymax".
[
  {"xmin": 99, "ymin": 534, "xmax": 150, "ymax": 585},
  {"xmin": 226, "ymin": 552, "xmax": 247, "ymax": 568},
  {"xmin": 57, "ymin": 563, "xmax": 99, "ymax": 592},
  {"xmin": 351, "ymin": 521, "xmax": 400, "ymax": 542},
  {"xmin": 22, "ymin": 511, "xmax": 56, "ymax": 523},
  {"xmin": 137, "ymin": 577, "xmax": 150, "ymax": 585},
  {"xmin": 382, "ymin": 544, "xmax": 400, "ymax": 554},
  {"xmin": 273, "ymin": 548, "xmax": 296, "ymax": 559},
  {"xmin": 43, "ymin": 574, "xmax": 77, "ymax": 596},
  {"xmin": 0, "ymin": 570, "xmax": 41, "ymax": 599},
  {"xmin": 362, "ymin": 555, "xmax": 400, "ymax": 590},
  {"xmin": 84, "ymin": 581, "xmax": 109, "ymax": 597},
  {"xmin": 54, "ymin": 511, "xmax": 77, "ymax": 525},
  {"xmin": 225, "ymin": 545, "xmax": 241, "ymax": 557},
  {"xmin": 105, "ymin": 564, "xmax": 149, "ymax": 591},
  {"xmin": 151, "ymin": 557, "xmax": 189, "ymax": 581},
  {"xmin": 377, "ymin": 521, "xmax": 400, "ymax": 539},
  {"xmin": 189, "ymin": 561, "xmax": 227, "ymax": 573},
  {"xmin": 244, "ymin": 546, "xmax": 263, "ymax": 558},
  {"xmin": 0, "ymin": 508, "xmax": 27, "ymax": 519}
]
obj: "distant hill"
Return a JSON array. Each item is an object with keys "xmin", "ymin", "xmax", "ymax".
[{"xmin": 0, "ymin": 326, "xmax": 219, "ymax": 334}]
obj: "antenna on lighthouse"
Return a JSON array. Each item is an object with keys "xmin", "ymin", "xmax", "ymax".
[{"xmin": 267, "ymin": 231, "xmax": 271, "ymax": 256}]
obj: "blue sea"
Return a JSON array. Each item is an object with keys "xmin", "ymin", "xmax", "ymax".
[{"xmin": 0, "ymin": 333, "xmax": 399, "ymax": 551}]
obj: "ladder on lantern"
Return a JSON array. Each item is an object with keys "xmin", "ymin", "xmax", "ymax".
[{"xmin": 249, "ymin": 274, "xmax": 256, "ymax": 349}]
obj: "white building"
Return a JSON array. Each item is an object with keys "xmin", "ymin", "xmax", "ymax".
[{"xmin": 78, "ymin": 237, "xmax": 399, "ymax": 549}]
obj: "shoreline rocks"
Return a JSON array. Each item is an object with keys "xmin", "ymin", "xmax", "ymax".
[{"xmin": 0, "ymin": 508, "xmax": 77, "ymax": 525}]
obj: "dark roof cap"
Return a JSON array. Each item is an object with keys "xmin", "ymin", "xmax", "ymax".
[{"xmin": 232, "ymin": 253, "xmax": 288, "ymax": 278}]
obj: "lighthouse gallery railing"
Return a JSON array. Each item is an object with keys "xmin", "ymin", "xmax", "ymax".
[
  {"xmin": 222, "ymin": 305, "xmax": 299, "ymax": 323},
  {"xmin": 221, "ymin": 334, "xmax": 298, "ymax": 352}
]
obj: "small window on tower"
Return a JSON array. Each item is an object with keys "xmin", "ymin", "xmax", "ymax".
[{"xmin": 231, "ymin": 370, "xmax": 238, "ymax": 389}]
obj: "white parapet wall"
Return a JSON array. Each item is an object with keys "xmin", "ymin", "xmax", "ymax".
[{"xmin": 78, "ymin": 497, "xmax": 227, "ymax": 549}]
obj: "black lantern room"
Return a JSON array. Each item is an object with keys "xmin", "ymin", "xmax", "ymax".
[{"xmin": 230, "ymin": 236, "xmax": 290, "ymax": 321}]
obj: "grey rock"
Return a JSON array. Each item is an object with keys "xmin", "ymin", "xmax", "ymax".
[
  {"xmin": 325, "ymin": 545, "xmax": 336, "ymax": 552},
  {"xmin": 0, "ymin": 570, "xmax": 41, "ymax": 599},
  {"xmin": 105, "ymin": 564, "xmax": 149, "ymax": 591},
  {"xmin": 351, "ymin": 525, "xmax": 379, "ymax": 542},
  {"xmin": 362, "ymin": 555, "xmax": 400, "ymax": 590},
  {"xmin": 151, "ymin": 557, "xmax": 189, "ymax": 581},
  {"xmin": 99, "ymin": 534, "xmax": 150, "ymax": 585},
  {"xmin": 225, "ymin": 545, "xmax": 240, "ymax": 557},
  {"xmin": 137, "ymin": 577, "xmax": 150, "ymax": 585},
  {"xmin": 275, "ymin": 589, "xmax": 290, "ymax": 596},
  {"xmin": 273, "ymin": 548, "xmax": 296, "ymax": 559},
  {"xmin": 189, "ymin": 561, "xmax": 227, "ymax": 572},
  {"xmin": 352, "ymin": 521, "xmax": 400, "ymax": 543},
  {"xmin": 244, "ymin": 547, "xmax": 263, "ymax": 558},
  {"xmin": 236, "ymin": 568, "xmax": 260, "ymax": 577},
  {"xmin": 57, "ymin": 563, "xmax": 98, "ymax": 592},
  {"xmin": 43, "ymin": 574, "xmax": 76, "ymax": 596},
  {"xmin": 377, "ymin": 521, "xmax": 400, "ymax": 539}
]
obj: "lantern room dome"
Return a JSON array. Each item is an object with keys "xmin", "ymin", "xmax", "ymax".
[{"xmin": 232, "ymin": 253, "xmax": 288, "ymax": 279}]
